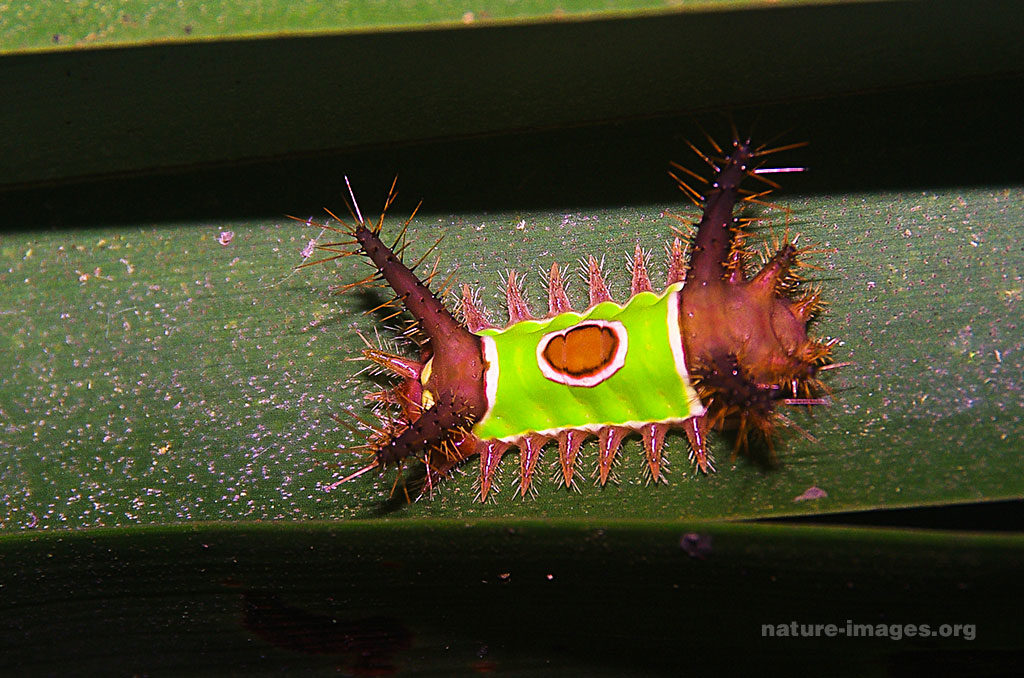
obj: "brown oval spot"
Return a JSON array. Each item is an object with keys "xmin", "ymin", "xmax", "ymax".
[{"xmin": 542, "ymin": 324, "xmax": 619, "ymax": 378}]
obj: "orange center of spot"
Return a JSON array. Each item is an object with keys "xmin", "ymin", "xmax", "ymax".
[{"xmin": 542, "ymin": 325, "xmax": 619, "ymax": 377}]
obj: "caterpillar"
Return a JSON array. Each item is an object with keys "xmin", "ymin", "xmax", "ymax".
[{"xmin": 297, "ymin": 137, "xmax": 835, "ymax": 501}]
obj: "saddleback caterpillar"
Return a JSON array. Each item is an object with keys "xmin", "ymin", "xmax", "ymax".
[{"xmin": 295, "ymin": 137, "xmax": 836, "ymax": 501}]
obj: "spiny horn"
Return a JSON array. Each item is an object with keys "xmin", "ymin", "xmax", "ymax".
[{"xmin": 686, "ymin": 140, "xmax": 756, "ymax": 285}]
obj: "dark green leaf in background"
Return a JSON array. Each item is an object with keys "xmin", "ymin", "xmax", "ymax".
[{"xmin": 2, "ymin": 0, "xmax": 1023, "ymax": 674}]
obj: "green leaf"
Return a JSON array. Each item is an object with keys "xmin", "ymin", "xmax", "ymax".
[
  {"xmin": 0, "ymin": 0, "xmax": 962, "ymax": 55},
  {"xmin": 4, "ymin": 1, "xmax": 1023, "ymax": 186},
  {"xmin": 3, "ymin": 127, "xmax": 1023, "ymax": 524},
  {"xmin": 2, "ymin": 521, "xmax": 1022, "ymax": 675},
  {"xmin": 3, "ymin": 2, "xmax": 1023, "ymax": 673},
  {"xmin": 3, "ymin": 32, "xmax": 1024, "ymax": 524}
]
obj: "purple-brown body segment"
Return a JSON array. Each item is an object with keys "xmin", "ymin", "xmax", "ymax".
[
  {"xmin": 679, "ymin": 140, "xmax": 828, "ymax": 443},
  {"xmin": 350, "ymin": 226, "xmax": 488, "ymax": 466}
]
